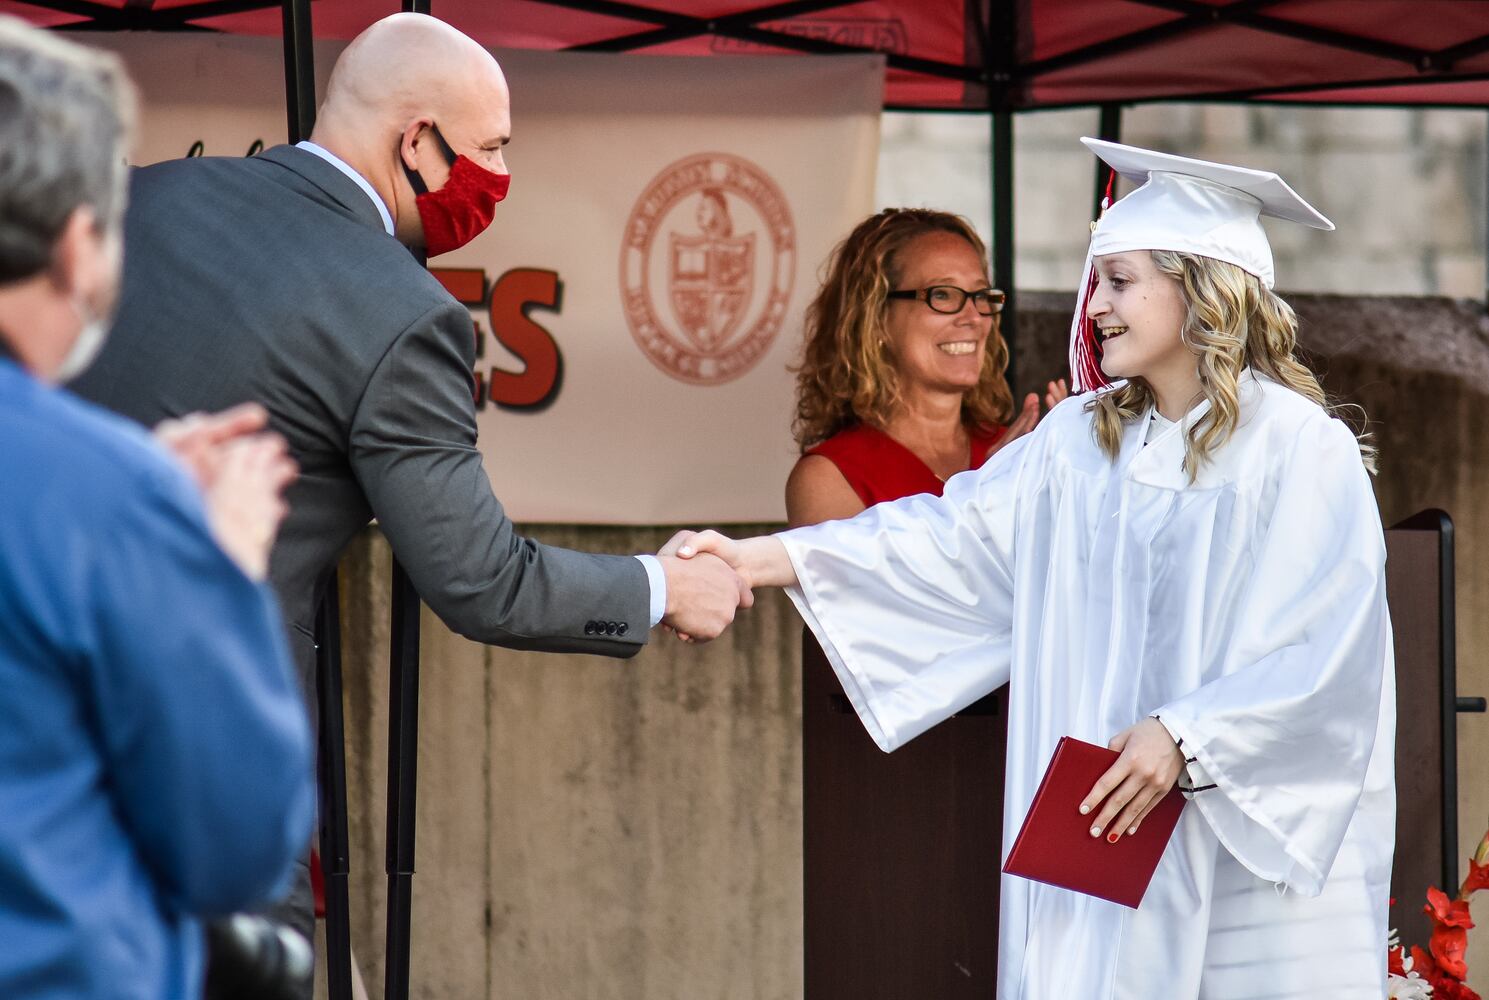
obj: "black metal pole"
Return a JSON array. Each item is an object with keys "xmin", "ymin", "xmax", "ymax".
[
  {"xmin": 385, "ymin": 559, "xmax": 422, "ymax": 1000},
  {"xmin": 991, "ymin": 109, "xmax": 1016, "ymax": 394},
  {"xmin": 403, "ymin": 0, "xmax": 431, "ymax": 14},
  {"xmin": 280, "ymin": 0, "xmax": 315, "ymax": 143},
  {"xmin": 1093, "ymin": 103, "xmax": 1123, "ymax": 219},
  {"xmin": 314, "ymin": 572, "xmax": 353, "ymax": 1000},
  {"xmin": 985, "ymin": 0, "xmax": 1017, "ymax": 395},
  {"xmin": 1436, "ymin": 511, "xmax": 1459, "ymax": 892}
]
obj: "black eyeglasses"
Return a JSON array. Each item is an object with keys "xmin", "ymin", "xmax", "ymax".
[{"xmin": 887, "ymin": 285, "xmax": 1005, "ymax": 316}]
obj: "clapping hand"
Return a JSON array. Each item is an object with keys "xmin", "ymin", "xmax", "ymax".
[
  {"xmin": 155, "ymin": 403, "xmax": 297, "ymax": 581},
  {"xmin": 986, "ymin": 379, "xmax": 1069, "ymax": 461}
]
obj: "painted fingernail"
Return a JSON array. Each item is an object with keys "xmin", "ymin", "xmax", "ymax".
[
  {"xmin": 1127, "ymin": 826, "xmax": 1137, "ymax": 835},
  {"xmin": 1079, "ymin": 804, "xmax": 1090, "ymax": 815},
  {"xmin": 1089, "ymin": 825, "xmax": 1101, "ymax": 838},
  {"xmin": 679, "ymin": 546, "xmax": 693, "ymax": 556},
  {"xmin": 1107, "ymin": 833, "xmax": 1119, "ymax": 844}
]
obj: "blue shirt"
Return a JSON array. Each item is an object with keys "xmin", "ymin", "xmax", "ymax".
[{"xmin": 0, "ymin": 358, "xmax": 315, "ymax": 998}]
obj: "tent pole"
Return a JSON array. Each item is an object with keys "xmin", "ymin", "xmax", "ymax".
[
  {"xmin": 384, "ymin": 559, "xmax": 421, "ymax": 1000},
  {"xmin": 991, "ymin": 109, "xmax": 1016, "ymax": 393},
  {"xmin": 1093, "ymin": 103, "xmax": 1123, "ymax": 218},
  {"xmin": 280, "ymin": 0, "xmax": 315, "ymax": 142},
  {"xmin": 314, "ymin": 572, "xmax": 354, "ymax": 1000}
]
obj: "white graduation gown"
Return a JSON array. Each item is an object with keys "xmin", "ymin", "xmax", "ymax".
[{"xmin": 781, "ymin": 374, "xmax": 1395, "ymax": 1000}]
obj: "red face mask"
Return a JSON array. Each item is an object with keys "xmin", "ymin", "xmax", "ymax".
[{"xmin": 402, "ymin": 124, "xmax": 510, "ymax": 258}]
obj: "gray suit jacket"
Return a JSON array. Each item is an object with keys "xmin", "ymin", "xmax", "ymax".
[{"xmin": 72, "ymin": 145, "xmax": 651, "ymax": 690}]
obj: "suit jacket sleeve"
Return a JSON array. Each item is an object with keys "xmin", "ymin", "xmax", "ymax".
[{"xmin": 349, "ymin": 297, "xmax": 650, "ymax": 656}]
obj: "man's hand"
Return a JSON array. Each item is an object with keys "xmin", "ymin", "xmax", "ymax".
[
  {"xmin": 155, "ymin": 403, "xmax": 297, "ymax": 582},
  {"xmin": 1078, "ymin": 718, "xmax": 1185, "ymax": 844},
  {"xmin": 658, "ymin": 549, "xmax": 752, "ymax": 643}
]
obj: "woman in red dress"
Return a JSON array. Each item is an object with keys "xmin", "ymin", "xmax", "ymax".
[
  {"xmin": 787, "ymin": 208, "xmax": 1064, "ymax": 524},
  {"xmin": 787, "ymin": 208, "xmax": 1064, "ymax": 996}
]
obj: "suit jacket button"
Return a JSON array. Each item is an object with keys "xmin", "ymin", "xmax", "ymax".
[
  {"xmin": 584, "ymin": 621, "xmax": 596, "ymax": 635},
  {"xmin": 606, "ymin": 622, "xmax": 618, "ymax": 635},
  {"xmin": 617, "ymin": 623, "xmax": 628, "ymax": 636}
]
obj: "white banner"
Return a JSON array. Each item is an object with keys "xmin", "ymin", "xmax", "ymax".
[{"xmin": 88, "ymin": 35, "xmax": 884, "ymax": 524}]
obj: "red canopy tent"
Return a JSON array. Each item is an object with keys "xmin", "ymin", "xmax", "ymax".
[{"xmin": 8, "ymin": 0, "xmax": 1489, "ymax": 108}]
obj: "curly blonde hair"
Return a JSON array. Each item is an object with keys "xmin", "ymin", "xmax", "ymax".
[
  {"xmin": 1087, "ymin": 250, "xmax": 1375, "ymax": 476},
  {"xmin": 792, "ymin": 208, "xmax": 1014, "ymax": 451}
]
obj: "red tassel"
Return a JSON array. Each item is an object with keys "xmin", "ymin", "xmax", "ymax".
[
  {"xmin": 1072, "ymin": 263, "xmax": 1108, "ymax": 392},
  {"xmin": 1074, "ymin": 171, "xmax": 1119, "ymax": 393}
]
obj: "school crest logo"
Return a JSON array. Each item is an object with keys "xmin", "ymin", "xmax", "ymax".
[{"xmin": 620, "ymin": 153, "xmax": 795, "ymax": 385}]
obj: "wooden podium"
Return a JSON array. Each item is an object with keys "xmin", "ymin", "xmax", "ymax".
[
  {"xmin": 802, "ymin": 639, "xmax": 1006, "ymax": 996},
  {"xmin": 801, "ymin": 509, "xmax": 1476, "ymax": 997}
]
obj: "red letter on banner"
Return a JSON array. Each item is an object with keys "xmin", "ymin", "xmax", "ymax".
[{"xmin": 487, "ymin": 268, "xmax": 563, "ymax": 411}]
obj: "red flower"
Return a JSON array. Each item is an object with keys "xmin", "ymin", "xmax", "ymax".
[
  {"xmin": 1412, "ymin": 945, "xmax": 1442, "ymax": 980},
  {"xmin": 1463, "ymin": 859, "xmax": 1489, "ymax": 897},
  {"xmin": 1428, "ymin": 976, "xmax": 1482, "ymax": 1000},
  {"xmin": 1388, "ymin": 945, "xmax": 1406, "ymax": 977},
  {"xmin": 1430, "ymin": 923, "xmax": 1470, "ymax": 981},
  {"xmin": 1426, "ymin": 886, "xmax": 1477, "ymax": 930}
]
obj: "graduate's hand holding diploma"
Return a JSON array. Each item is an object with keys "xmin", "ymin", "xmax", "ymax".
[{"xmin": 1080, "ymin": 718, "xmax": 1186, "ymax": 845}]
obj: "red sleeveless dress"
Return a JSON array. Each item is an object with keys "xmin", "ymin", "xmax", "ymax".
[{"xmin": 806, "ymin": 423, "xmax": 1009, "ymax": 506}]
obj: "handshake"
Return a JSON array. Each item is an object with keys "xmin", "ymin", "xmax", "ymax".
[
  {"xmin": 654, "ymin": 528, "xmax": 750, "ymax": 643},
  {"xmin": 654, "ymin": 529, "xmax": 793, "ymax": 643}
]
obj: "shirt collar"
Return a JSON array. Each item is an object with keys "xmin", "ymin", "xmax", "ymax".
[{"xmin": 295, "ymin": 141, "xmax": 395, "ymax": 237}]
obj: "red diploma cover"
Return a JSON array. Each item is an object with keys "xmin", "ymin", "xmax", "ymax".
[{"xmin": 1002, "ymin": 736, "xmax": 1186, "ymax": 908}]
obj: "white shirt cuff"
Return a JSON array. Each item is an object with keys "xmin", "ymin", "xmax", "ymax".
[{"xmin": 635, "ymin": 554, "xmax": 666, "ymax": 628}]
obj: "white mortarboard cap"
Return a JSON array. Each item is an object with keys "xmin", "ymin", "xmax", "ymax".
[{"xmin": 1069, "ymin": 138, "xmax": 1334, "ymax": 392}]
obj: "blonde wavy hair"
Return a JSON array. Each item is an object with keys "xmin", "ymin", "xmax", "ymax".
[
  {"xmin": 792, "ymin": 208, "xmax": 1014, "ymax": 451},
  {"xmin": 1087, "ymin": 250, "xmax": 1375, "ymax": 477}
]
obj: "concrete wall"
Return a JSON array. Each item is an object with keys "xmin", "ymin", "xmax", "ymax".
[
  {"xmin": 317, "ymin": 293, "xmax": 1489, "ymax": 999},
  {"xmin": 323, "ymin": 526, "xmax": 803, "ymax": 1000}
]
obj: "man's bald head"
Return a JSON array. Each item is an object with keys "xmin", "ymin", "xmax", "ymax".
[
  {"xmin": 319, "ymin": 13, "xmax": 506, "ymax": 135},
  {"xmin": 310, "ymin": 13, "xmax": 511, "ymax": 248}
]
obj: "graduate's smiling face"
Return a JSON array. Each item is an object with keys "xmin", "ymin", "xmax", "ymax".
[
  {"xmin": 883, "ymin": 231, "xmax": 996, "ymax": 395},
  {"xmin": 1087, "ymin": 251, "xmax": 1193, "ymax": 384}
]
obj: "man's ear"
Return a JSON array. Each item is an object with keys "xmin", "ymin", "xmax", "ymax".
[
  {"xmin": 398, "ymin": 119, "xmax": 434, "ymax": 172},
  {"xmin": 48, "ymin": 206, "xmax": 101, "ymax": 299}
]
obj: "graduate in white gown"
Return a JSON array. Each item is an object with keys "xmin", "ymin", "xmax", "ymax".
[{"xmin": 667, "ymin": 140, "xmax": 1395, "ymax": 999}]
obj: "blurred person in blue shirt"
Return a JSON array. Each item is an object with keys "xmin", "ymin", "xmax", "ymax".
[{"xmin": 0, "ymin": 17, "xmax": 314, "ymax": 998}]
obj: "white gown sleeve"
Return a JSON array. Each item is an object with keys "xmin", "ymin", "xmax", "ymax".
[
  {"xmin": 1155, "ymin": 415, "xmax": 1392, "ymax": 896},
  {"xmin": 779, "ymin": 428, "xmax": 1044, "ymax": 753}
]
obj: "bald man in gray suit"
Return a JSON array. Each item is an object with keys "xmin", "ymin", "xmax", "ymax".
[{"xmin": 70, "ymin": 12, "xmax": 747, "ymax": 955}]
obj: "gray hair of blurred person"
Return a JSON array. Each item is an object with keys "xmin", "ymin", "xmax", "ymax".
[{"xmin": 0, "ymin": 16, "xmax": 135, "ymax": 285}]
